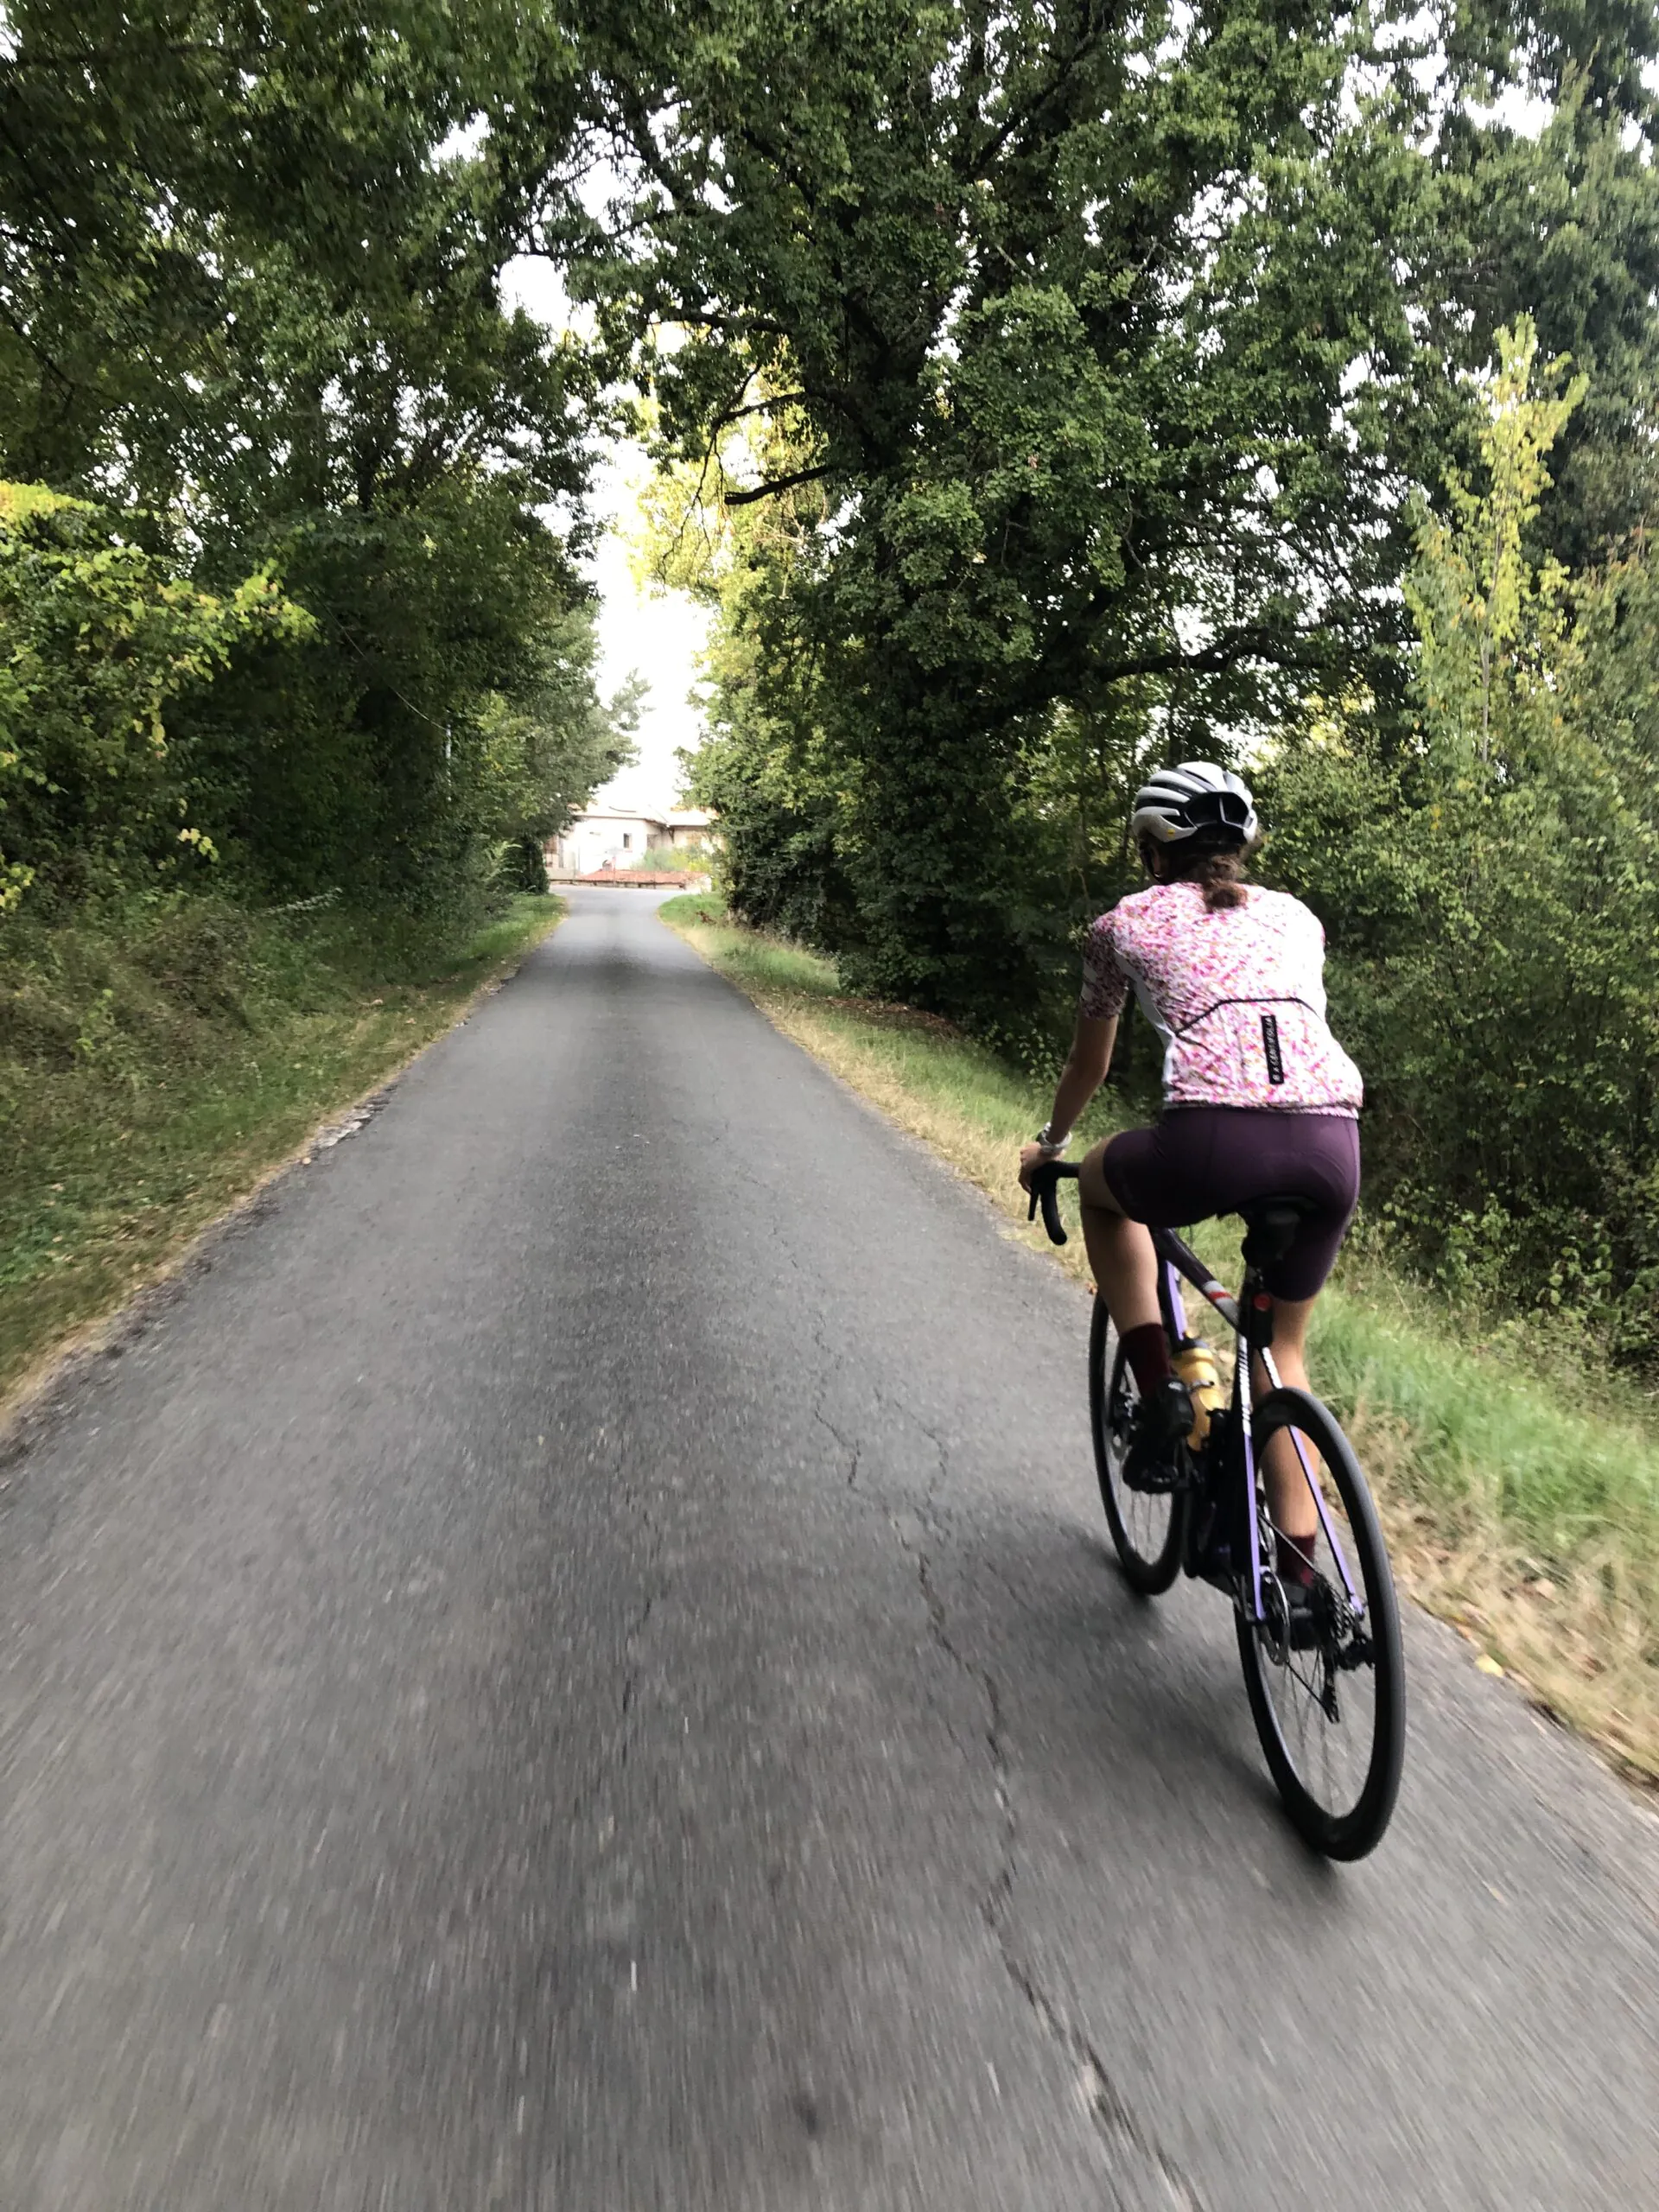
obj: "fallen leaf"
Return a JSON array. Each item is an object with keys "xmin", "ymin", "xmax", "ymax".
[{"xmin": 1475, "ymin": 1653, "xmax": 1505, "ymax": 1677}]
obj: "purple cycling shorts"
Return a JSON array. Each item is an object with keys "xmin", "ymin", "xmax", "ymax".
[{"xmin": 1100, "ymin": 1108, "xmax": 1360, "ymax": 1301}]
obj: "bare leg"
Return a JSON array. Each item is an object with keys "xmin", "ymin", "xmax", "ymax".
[
  {"xmin": 1077, "ymin": 1141, "xmax": 1160, "ymax": 1333},
  {"xmin": 1077, "ymin": 1142, "xmax": 1323, "ymax": 1547},
  {"xmin": 1252, "ymin": 1295, "xmax": 1319, "ymax": 1543}
]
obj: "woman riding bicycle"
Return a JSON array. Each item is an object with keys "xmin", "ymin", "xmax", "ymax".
[{"xmin": 1019, "ymin": 762, "xmax": 1362, "ymax": 1586}]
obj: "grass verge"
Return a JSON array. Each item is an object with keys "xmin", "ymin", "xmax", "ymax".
[
  {"xmin": 662, "ymin": 891, "xmax": 1659, "ymax": 1783},
  {"xmin": 1, "ymin": 891, "xmax": 563, "ymax": 1414}
]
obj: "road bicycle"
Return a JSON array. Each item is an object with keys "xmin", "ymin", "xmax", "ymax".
[{"xmin": 1027, "ymin": 1160, "xmax": 1405, "ymax": 1859}]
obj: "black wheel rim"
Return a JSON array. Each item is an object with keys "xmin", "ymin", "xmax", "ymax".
[
  {"xmin": 1245, "ymin": 1393, "xmax": 1403, "ymax": 1848},
  {"xmin": 1094, "ymin": 1317, "xmax": 1179, "ymax": 1570}
]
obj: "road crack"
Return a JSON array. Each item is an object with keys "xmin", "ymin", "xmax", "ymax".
[
  {"xmin": 808, "ymin": 1321, "xmax": 864, "ymax": 1493},
  {"xmin": 798, "ymin": 1327, "xmax": 1205, "ymax": 2208},
  {"xmin": 890, "ymin": 1396, "xmax": 1207, "ymax": 2210},
  {"xmin": 615, "ymin": 1466, "xmax": 668, "ymax": 1759},
  {"xmin": 994, "ymin": 1933, "xmax": 1208, "ymax": 2209},
  {"xmin": 618, "ymin": 1583, "xmax": 659, "ymax": 1723}
]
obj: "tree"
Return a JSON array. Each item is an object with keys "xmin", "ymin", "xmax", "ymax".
[
  {"xmin": 0, "ymin": 2, "xmax": 621, "ymax": 927},
  {"xmin": 537, "ymin": 0, "xmax": 1555, "ymax": 1024},
  {"xmin": 1406, "ymin": 318, "xmax": 1587, "ymax": 767},
  {"xmin": 1421, "ymin": 44, "xmax": 1659, "ymax": 569},
  {"xmin": 1261, "ymin": 324, "xmax": 1659, "ymax": 1356},
  {"xmin": 0, "ymin": 484, "xmax": 308, "ymax": 912},
  {"xmin": 472, "ymin": 607, "xmax": 643, "ymax": 887}
]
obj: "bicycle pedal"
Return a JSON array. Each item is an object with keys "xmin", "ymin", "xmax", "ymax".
[{"xmin": 1122, "ymin": 1446, "xmax": 1195, "ymax": 1496}]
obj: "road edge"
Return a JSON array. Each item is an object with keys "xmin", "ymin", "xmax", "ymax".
[
  {"xmin": 0, "ymin": 902, "xmax": 565, "ymax": 1463},
  {"xmin": 661, "ymin": 906, "xmax": 1659, "ymax": 1804}
]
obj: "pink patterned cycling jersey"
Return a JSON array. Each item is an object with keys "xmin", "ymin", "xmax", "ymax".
[{"xmin": 1079, "ymin": 880, "xmax": 1362, "ymax": 1115}]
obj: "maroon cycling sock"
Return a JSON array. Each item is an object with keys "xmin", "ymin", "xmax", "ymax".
[
  {"xmin": 1121, "ymin": 1323, "xmax": 1173, "ymax": 1397},
  {"xmin": 1276, "ymin": 1528, "xmax": 1319, "ymax": 1586}
]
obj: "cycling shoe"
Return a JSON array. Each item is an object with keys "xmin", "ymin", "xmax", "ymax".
[{"xmin": 1122, "ymin": 1376, "xmax": 1197, "ymax": 1493}]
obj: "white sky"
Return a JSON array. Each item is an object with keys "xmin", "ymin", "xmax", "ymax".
[
  {"xmin": 585, "ymin": 445, "xmax": 711, "ymax": 814},
  {"xmin": 501, "ymin": 255, "xmax": 710, "ymax": 817}
]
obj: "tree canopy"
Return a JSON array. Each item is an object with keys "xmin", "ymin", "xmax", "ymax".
[
  {"xmin": 529, "ymin": 0, "xmax": 1659, "ymax": 1017},
  {"xmin": 0, "ymin": 1, "xmax": 632, "ymax": 931},
  {"xmin": 6, "ymin": 0, "xmax": 1659, "ymax": 1351}
]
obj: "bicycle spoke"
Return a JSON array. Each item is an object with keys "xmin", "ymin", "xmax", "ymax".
[
  {"xmin": 1091, "ymin": 1306, "xmax": 1186, "ymax": 1594},
  {"xmin": 1239, "ymin": 1392, "xmax": 1403, "ymax": 1853}
]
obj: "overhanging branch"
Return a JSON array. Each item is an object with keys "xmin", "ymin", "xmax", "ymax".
[
  {"xmin": 721, "ymin": 464, "xmax": 834, "ymax": 506},
  {"xmin": 1090, "ymin": 622, "xmax": 1322, "ymax": 686}
]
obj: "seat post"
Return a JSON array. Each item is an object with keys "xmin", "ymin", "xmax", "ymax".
[{"xmin": 1238, "ymin": 1198, "xmax": 1313, "ymax": 1349}]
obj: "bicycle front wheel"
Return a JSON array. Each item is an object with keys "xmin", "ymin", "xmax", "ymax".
[
  {"xmin": 1090, "ymin": 1297, "xmax": 1187, "ymax": 1595},
  {"xmin": 1236, "ymin": 1387, "xmax": 1405, "ymax": 1859}
]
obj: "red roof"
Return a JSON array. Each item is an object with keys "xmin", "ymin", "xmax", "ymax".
[{"xmin": 579, "ymin": 868, "xmax": 690, "ymax": 887}]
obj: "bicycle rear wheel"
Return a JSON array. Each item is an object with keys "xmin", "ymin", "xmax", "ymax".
[
  {"xmin": 1090, "ymin": 1297, "xmax": 1187, "ymax": 1594},
  {"xmin": 1236, "ymin": 1387, "xmax": 1405, "ymax": 1859}
]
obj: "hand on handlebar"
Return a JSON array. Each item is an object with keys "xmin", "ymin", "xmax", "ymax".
[{"xmin": 1017, "ymin": 1141, "xmax": 1050, "ymax": 1193}]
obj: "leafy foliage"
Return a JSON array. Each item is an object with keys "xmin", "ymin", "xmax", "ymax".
[
  {"xmin": 1261, "ymin": 326, "xmax": 1659, "ymax": 1357},
  {"xmin": 0, "ymin": 2, "xmax": 632, "ymax": 942},
  {"xmin": 575, "ymin": 0, "xmax": 1659, "ymax": 1025},
  {"xmin": 0, "ymin": 486, "xmax": 308, "ymax": 909}
]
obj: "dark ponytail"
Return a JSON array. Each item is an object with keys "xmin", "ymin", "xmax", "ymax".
[
  {"xmin": 1141, "ymin": 836, "xmax": 1249, "ymax": 910},
  {"xmin": 1185, "ymin": 846, "xmax": 1249, "ymax": 910}
]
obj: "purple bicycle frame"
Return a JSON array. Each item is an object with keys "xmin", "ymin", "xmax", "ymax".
[{"xmin": 1156, "ymin": 1237, "xmax": 1362, "ymax": 1623}]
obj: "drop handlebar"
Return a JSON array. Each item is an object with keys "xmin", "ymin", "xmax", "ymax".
[{"xmin": 1025, "ymin": 1158, "xmax": 1081, "ymax": 1247}]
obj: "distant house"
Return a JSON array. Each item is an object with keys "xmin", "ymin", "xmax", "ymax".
[{"xmin": 548, "ymin": 806, "xmax": 715, "ymax": 879}]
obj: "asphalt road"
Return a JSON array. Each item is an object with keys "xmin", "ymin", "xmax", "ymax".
[{"xmin": 1, "ymin": 886, "xmax": 1655, "ymax": 2212}]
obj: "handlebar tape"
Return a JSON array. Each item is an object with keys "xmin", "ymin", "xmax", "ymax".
[
  {"xmin": 1025, "ymin": 1160, "xmax": 1080, "ymax": 1247},
  {"xmin": 1040, "ymin": 1178, "xmax": 1066, "ymax": 1245}
]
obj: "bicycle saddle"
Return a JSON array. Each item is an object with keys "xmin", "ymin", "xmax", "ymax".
[{"xmin": 1239, "ymin": 1194, "xmax": 1317, "ymax": 1270}]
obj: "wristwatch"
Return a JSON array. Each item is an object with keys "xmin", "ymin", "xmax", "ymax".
[{"xmin": 1033, "ymin": 1122, "xmax": 1071, "ymax": 1154}]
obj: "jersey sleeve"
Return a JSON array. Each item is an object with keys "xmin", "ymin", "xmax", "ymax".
[{"xmin": 1079, "ymin": 913, "xmax": 1130, "ymax": 1021}]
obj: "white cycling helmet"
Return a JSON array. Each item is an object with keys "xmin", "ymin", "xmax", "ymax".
[{"xmin": 1130, "ymin": 760, "xmax": 1259, "ymax": 849}]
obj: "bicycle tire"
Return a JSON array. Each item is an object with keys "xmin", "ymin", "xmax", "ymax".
[
  {"xmin": 1090, "ymin": 1297, "xmax": 1187, "ymax": 1595},
  {"xmin": 1236, "ymin": 1386, "xmax": 1405, "ymax": 1859}
]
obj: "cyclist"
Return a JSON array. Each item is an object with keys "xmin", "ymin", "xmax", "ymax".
[{"xmin": 1019, "ymin": 762, "xmax": 1363, "ymax": 1587}]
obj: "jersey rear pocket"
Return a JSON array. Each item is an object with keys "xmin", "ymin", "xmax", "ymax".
[{"xmin": 1171, "ymin": 997, "xmax": 1361, "ymax": 1108}]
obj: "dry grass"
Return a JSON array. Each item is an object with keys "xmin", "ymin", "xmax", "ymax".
[
  {"xmin": 1338, "ymin": 1391, "xmax": 1659, "ymax": 1778},
  {"xmin": 666, "ymin": 899, "xmax": 1659, "ymax": 1784}
]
